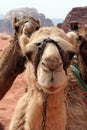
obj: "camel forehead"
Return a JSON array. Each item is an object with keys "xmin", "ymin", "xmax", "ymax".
[
  {"xmin": 15, "ymin": 17, "xmax": 38, "ymax": 26},
  {"xmin": 27, "ymin": 27, "xmax": 75, "ymax": 52},
  {"xmin": 24, "ymin": 22, "xmax": 31, "ymax": 27},
  {"xmin": 22, "ymin": 22, "xmax": 33, "ymax": 32},
  {"xmin": 42, "ymin": 43, "xmax": 61, "ymax": 59},
  {"xmin": 24, "ymin": 27, "xmax": 75, "ymax": 63},
  {"xmin": 19, "ymin": 20, "xmax": 35, "ymax": 30}
]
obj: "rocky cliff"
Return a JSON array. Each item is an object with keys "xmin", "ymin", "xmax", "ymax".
[
  {"xmin": 62, "ymin": 6, "xmax": 87, "ymax": 32},
  {"xmin": 0, "ymin": 7, "xmax": 54, "ymax": 35}
]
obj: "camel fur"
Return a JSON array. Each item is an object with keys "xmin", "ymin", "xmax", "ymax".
[
  {"xmin": 0, "ymin": 16, "xmax": 40, "ymax": 100},
  {"xmin": 9, "ymin": 27, "xmax": 81, "ymax": 130},
  {"xmin": 65, "ymin": 24, "xmax": 87, "ymax": 129}
]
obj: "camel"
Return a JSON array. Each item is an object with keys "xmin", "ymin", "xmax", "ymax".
[
  {"xmin": 65, "ymin": 35, "xmax": 87, "ymax": 130},
  {"xmin": 12, "ymin": 16, "xmax": 40, "ymax": 50},
  {"xmin": 0, "ymin": 16, "xmax": 40, "ymax": 100},
  {"xmin": 9, "ymin": 26, "xmax": 77, "ymax": 130},
  {"xmin": 9, "ymin": 26, "xmax": 87, "ymax": 130},
  {"xmin": 64, "ymin": 21, "xmax": 87, "ymax": 129},
  {"xmin": 67, "ymin": 21, "xmax": 87, "ymax": 46}
]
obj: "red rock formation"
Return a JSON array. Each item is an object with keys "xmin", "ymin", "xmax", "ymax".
[
  {"xmin": 0, "ymin": 7, "xmax": 53, "ymax": 35},
  {"xmin": 62, "ymin": 6, "xmax": 87, "ymax": 32}
]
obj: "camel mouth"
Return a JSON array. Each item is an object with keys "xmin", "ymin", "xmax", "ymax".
[
  {"xmin": 42, "ymin": 86, "xmax": 65, "ymax": 94},
  {"xmin": 47, "ymin": 86, "xmax": 57, "ymax": 92}
]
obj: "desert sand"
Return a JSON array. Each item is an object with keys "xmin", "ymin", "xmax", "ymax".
[{"xmin": 0, "ymin": 33, "xmax": 27, "ymax": 130}]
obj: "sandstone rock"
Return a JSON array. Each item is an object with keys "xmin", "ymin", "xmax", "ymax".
[
  {"xmin": 62, "ymin": 6, "xmax": 87, "ymax": 32},
  {"xmin": 0, "ymin": 7, "xmax": 54, "ymax": 35}
]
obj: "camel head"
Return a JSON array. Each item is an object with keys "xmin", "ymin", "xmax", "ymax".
[
  {"xmin": 12, "ymin": 16, "xmax": 40, "ymax": 50},
  {"xmin": 24, "ymin": 27, "xmax": 75, "ymax": 94},
  {"xmin": 12, "ymin": 16, "xmax": 40, "ymax": 37}
]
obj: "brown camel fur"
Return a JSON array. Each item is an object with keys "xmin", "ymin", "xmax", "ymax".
[
  {"xmin": 9, "ymin": 27, "xmax": 87, "ymax": 130},
  {"xmin": 0, "ymin": 16, "xmax": 40, "ymax": 100},
  {"xmin": 78, "ymin": 35, "xmax": 87, "ymax": 84},
  {"xmin": 65, "ymin": 34, "xmax": 87, "ymax": 130},
  {"xmin": 64, "ymin": 22, "xmax": 87, "ymax": 129},
  {"xmin": 9, "ymin": 27, "xmax": 76, "ymax": 130}
]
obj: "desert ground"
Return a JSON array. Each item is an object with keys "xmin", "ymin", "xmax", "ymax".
[{"xmin": 0, "ymin": 33, "xmax": 27, "ymax": 130}]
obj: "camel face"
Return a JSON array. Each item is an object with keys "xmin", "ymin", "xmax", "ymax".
[
  {"xmin": 36, "ymin": 42, "xmax": 67, "ymax": 94},
  {"xmin": 24, "ymin": 27, "xmax": 75, "ymax": 94},
  {"xmin": 20, "ymin": 18, "xmax": 40, "ymax": 38},
  {"xmin": 12, "ymin": 16, "xmax": 40, "ymax": 36},
  {"xmin": 12, "ymin": 16, "xmax": 40, "ymax": 50}
]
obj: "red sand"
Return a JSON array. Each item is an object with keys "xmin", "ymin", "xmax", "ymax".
[{"xmin": 0, "ymin": 34, "xmax": 27, "ymax": 130}]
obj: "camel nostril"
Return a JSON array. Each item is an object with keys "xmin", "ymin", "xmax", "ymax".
[{"xmin": 51, "ymin": 76, "xmax": 54, "ymax": 82}]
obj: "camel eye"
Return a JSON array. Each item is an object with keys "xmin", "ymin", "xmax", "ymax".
[
  {"xmin": 36, "ymin": 26, "xmax": 40, "ymax": 30},
  {"xmin": 15, "ymin": 26, "xmax": 19, "ymax": 32},
  {"xmin": 42, "ymin": 62, "xmax": 49, "ymax": 72},
  {"xmin": 25, "ymin": 20, "xmax": 28, "ymax": 23},
  {"xmin": 36, "ymin": 42, "xmax": 42, "ymax": 46},
  {"xmin": 26, "ymin": 51, "xmax": 33, "ymax": 60},
  {"xmin": 24, "ymin": 31, "xmax": 28, "ymax": 35}
]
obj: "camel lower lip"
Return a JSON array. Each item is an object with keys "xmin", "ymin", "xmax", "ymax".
[
  {"xmin": 42, "ymin": 85, "xmax": 65, "ymax": 94},
  {"xmin": 49, "ymin": 87, "xmax": 56, "ymax": 91},
  {"xmin": 45, "ymin": 86, "xmax": 57, "ymax": 92}
]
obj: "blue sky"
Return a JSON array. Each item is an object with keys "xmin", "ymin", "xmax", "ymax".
[{"xmin": 0, "ymin": 0, "xmax": 87, "ymax": 19}]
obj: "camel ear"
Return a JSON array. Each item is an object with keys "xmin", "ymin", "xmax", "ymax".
[
  {"xmin": 12, "ymin": 17, "xmax": 18, "ymax": 26},
  {"xmin": 12, "ymin": 17, "xmax": 19, "ymax": 33},
  {"xmin": 36, "ymin": 19, "xmax": 41, "ymax": 25},
  {"xmin": 35, "ymin": 19, "xmax": 41, "ymax": 31}
]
